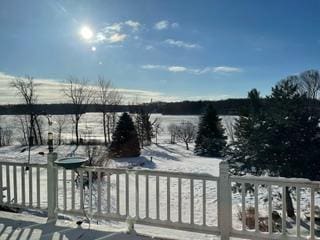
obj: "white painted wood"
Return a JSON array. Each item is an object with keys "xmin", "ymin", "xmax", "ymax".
[
  {"xmin": 146, "ymin": 174, "xmax": 149, "ymax": 219},
  {"xmin": 36, "ymin": 167, "xmax": 40, "ymax": 208},
  {"xmin": 107, "ymin": 174, "xmax": 111, "ymax": 213},
  {"xmin": 310, "ymin": 188, "xmax": 315, "ymax": 240},
  {"xmin": 6, "ymin": 165, "xmax": 10, "ymax": 203},
  {"xmin": 156, "ymin": 175, "xmax": 160, "ymax": 220},
  {"xmin": 79, "ymin": 170, "xmax": 84, "ymax": 210},
  {"xmin": 29, "ymin": 167, "xmax": 32, "ymax": 206},
  {"xmin": 126, "ymin": 172, "xmax": 129, "ymax": 216},
  {"xmin": 21, "ymin": 166, "xmax": 25, "ymax": 206},
  {"xmin": 97, "ymin": 171, "xmax": 101, "ymax": 214},
  {"xmin": 63, "ymin": 169, "xmax": 67, "ymax": 211},
  {"xmin": 136, "ymin": 174, "xmax": 139, "ymax": 218},
  {"xmin": 202, "ymin": 180, "xmax": 206, "ymax": 226},
  {"xmin": 167, "ymin": 176, "xmax": 170, "ymax": 221},
  {"xmin": 254, "ymin": 184, "xmax": 259, "ymax": 232},
  {"xmin": 88, "ymin": 170, "xmax": 92, "ymax": 213},
  {"xmin": 178, "ymin": 177, "xmax": 182, "ymax": 223},
  {"xmin": 241, "ymin": 182, "xmax": 246, "ymax": 231},
  {"xmin": 0, "ymin": 164, "xmax": 2, "ymax": 204},
  {"xmin": 296, "ymin": 187, "xmax": 301, "ymax": 238},
  {"xmin": 268, "ymin": 185, "xmax": 272, "ymax": 235},
  {"xmin": 47, "ymin": 152, "xmax": 58, "ymax": 220},
  {"xmin": 13, "ymin": 166, "xmax": 17, "ymax": 204},
  {"xmin": 116, "ymin": 173, "xmax": 120, "ymax": 215}
]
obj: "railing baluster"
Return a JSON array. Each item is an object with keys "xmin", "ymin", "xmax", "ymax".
[
  {"xmin": 310, "ymin": 187, "xmax": 315, "ymax": 239},
  {"xmin": 71, "ymin": 170, "xmax": 75, "ymax": 211},
  {"xmin": 296, "ymin": 187, "xmax": 301, "ymax": 238},
  {"xmin": 125, "ymin": 172, "xmax": 129, "ymax": 216},
  {"xmin": 0, "ymin": 164, "xmax": 2, "ymax": 204},
  {"xmin": 63, "ymin": 169, "xmax": 67, "ymax": 211},
  {"xmin": 136, "ymin": 174, "xmax": 139, "ymax": 218},
  {"xmin": 88, "ymin": 170, "xmax": 92, "ymax": 213},
  {"xmin": 178, "ymin": 177, "xmax": 181, "ymax": 223},
  {"xmin": 107, "ymin": 174, "xmax": 111, "ymax": 213},
  {"xmin": 146, "ymin": 174, "xmax": 149, "ymax": 219},
  {"xmin": 116, "ymin": 173, "xmax": 120, "ymax": 215},
  {"xmin": 268, "ymin": 185, "xmax": 272, "ymax": 235},
  {"xmin": 21, "ymin": 166, "xmax": 25, "ymax": 206},
  {"xmin": 97, "ymin": 171, "xmax": 101, "ymax": 214},
  {"xmin": 167, "ymin": 176, "xmax": 170, "ymax": 221},
  {"xmin": 13, "ymin": 166, "xmax": 17, "ymax": 204},
  {"xmin": 254, "ymin": 184, "xmax": 259, "ymax": 232},
  {"xmin": 242, "ymin": 182, "xmax": 246, "ymax": 231},
  {"xmin": 156, "ymin": 175, "xmax": 159, "ymax": 220},
  {"xmin": 80, "ymin": 170, "xmax": 83, "ymax": 210},
  {"xmin": 202, "ymin": 180, "xmax": 206, "ymax": 226},
  {"xmin": 6, "ymin": 165, "xmax": 10, "ymax": 203},
  {"xmin": 36, "ymin": 167, "xmax": 40, "ymax": 208},
  {"xmin": 282, "ymin": 186, "xmax": 286, "ymax": 235},
  {"xmin": 29, "ymin": 167, "xmax": 33, "ymax": 206},
  {"xmin": 190, "ymin": 178, "xmax": 194, "ymax": 224}
]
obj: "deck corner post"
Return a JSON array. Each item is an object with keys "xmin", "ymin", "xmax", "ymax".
[
  {"xmin": 47, "ymin": 152, "xmax": 58, "ymax": 221},
  {"xmin": 219, "ymin": 160, "xmax": 231, "ymax": 240}
]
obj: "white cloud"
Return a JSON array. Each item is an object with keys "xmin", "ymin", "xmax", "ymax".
[
  {"xmin": 93, "ymin": 20, "xmax": 140, "ymax": 44},
  {"xmin": 168, "ymin": 66, "xmax": 187, "ymax": 72},
  {"xmin": 212, "ymin": 66, "xmax": 242, "ymax": 73},
  {"xmin": 125, "ymin": 20, "xmax": 140, "ymax": 31},
  {"xmin": 154, "ymin": 20, "xmax": 169, "ymax": 30},
  {"xmin": 109, "ymin": 33, "xmax": 127, "ymax": 43},
  {"xmin": 141, "ymin": 65, "xmax": 243, "ymax": 75},
  {"xmin": 164, "ymin": 39, "xmax": 200, "ymax": 49},
  {"xmin": 145, "ymin": 45, "xmax": 154, "ymax": 50}
]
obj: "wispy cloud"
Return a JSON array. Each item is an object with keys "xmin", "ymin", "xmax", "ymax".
[
  {"xmin": 164, "ymin": 39, "xmax": 200, "ymax": 49},
  {"xmin": 93, "ymin": 20, "xmax": 141, "ymax": 44},
  {"xmin": 141, "ymin": 65, "xmax": 243, "ymax": 74},
  {"xmin": 154, "ymin": 20, "xmax": 179, "ymax": 30},
  {"xmin": 154, "ymin": 20, "xmax": 169, "ymax": 30},
  {"xmin": 0, "ymin": 72, "xmax": 180, "ymax": 104}
]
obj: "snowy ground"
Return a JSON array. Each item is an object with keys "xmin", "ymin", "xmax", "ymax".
[{"xmin": 0, "ymin": 114, "xmax": 319, "ymax": 239}]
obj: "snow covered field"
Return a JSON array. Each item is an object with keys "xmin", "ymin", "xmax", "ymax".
[{"xmin": 0, "ymin": 114, "xmax": 319, "ymax": 239}]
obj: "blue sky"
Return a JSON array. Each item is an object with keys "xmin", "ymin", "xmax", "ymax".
[{"xmin": 1, "ymin": 0, "xmax": 320, "ymax": 102}]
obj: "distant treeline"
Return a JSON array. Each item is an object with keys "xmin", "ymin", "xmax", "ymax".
[{"xmin": 1, "ymin": 98, "xmax": 318, "ymax": 116}]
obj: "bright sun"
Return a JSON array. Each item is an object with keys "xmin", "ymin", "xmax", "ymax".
[{"xmin": 80, "ymin": 26, "xmax": 93, "ymax": 40}]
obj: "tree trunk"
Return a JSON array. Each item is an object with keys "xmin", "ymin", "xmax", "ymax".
[
  {"xmin": 102, "ymin": 113, "xmax": 107, "ymax": 146},
  {"xmin": 185, "ymin": 142, "xmax": 189, "ymax": 150},
  {"xmin": 286, "ymin": 187, "xmax": 295, "ymax": 217},
  {"xmin": 106, "ymin": 114, "xmax": 111, "ymax": 143},
  {"xmin": 75, "ymin": 117, "xmax": 79, "ymax": 145},
  {"xmin": 34, "ymin": 116, "xmax": 43, "ymax": 145}
]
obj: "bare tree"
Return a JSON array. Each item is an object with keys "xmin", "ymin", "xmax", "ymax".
[
  {"xmin": 152, "ymin": 118, "xmax": 162, "ymax": 145},
  {"xmin": 10, "ymin": 76, "xmax": 43, "ymax": 145},
  {"xmin": 63, "ymin": 77, "xmax": 93, "ymax": 145},
  {"xmin": 168, "ymin": 123, "xmax": 179, "ymax": 144},
  {"xmin": 53, "ymin": 115, "xmax": 67, "ymax": 145},
  {"xmin": 96, "ymin": 77, "xmax": 122, "ymax": 146},
  {"xmin": 176, "ymin": 121, "xmax": 197, "ymax": 150}
]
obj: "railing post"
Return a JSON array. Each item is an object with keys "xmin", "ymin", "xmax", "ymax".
[
  {"xmin": 47, "ymin": 152, "xmax": 58, "ymax": 221},
  {"xmin": 219, "ymin": 161, "xmax": 231, "ymax": 240}
]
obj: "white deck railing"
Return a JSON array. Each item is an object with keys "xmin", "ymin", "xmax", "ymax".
[{"xmin": 0, "ymin": 153, "xmax": 319, "ymax": 240}]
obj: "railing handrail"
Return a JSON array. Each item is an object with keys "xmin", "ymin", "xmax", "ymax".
[
  {"xmin": 75, "ymin": 165, "xmax": 219, "ymax": 180},
  {"xmin": 0, "ymin": 161, "xmax": 46, "ymax": 168},
  {"xmin": 231, "ymin": 175, "xmax": 320, "ymax": 187}
]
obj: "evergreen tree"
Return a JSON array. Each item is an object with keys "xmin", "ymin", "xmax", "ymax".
[
  {"xmin": 109, "ymin": 113, "xmax": 140, "ymax": 158},
  {"xmin": 135, "ymin": 108, "xmax": 153, "ymax": 148},
  {"xmin": 194, "ymin": 105, "xmax": 227, "ymax": 157}
]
